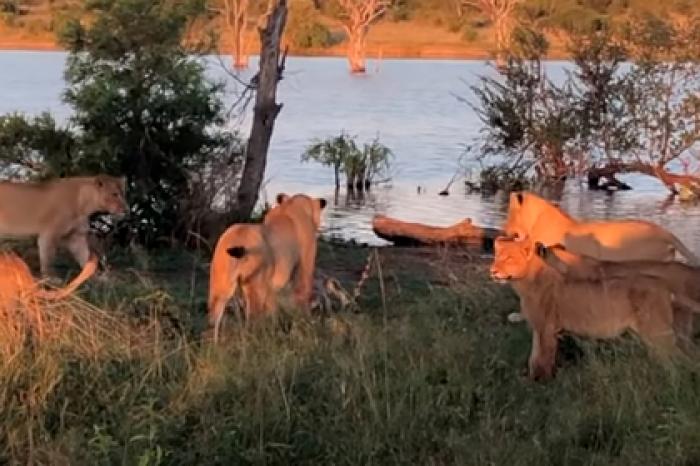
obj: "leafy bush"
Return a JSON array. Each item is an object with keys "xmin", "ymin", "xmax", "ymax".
[
  {"xmin": 56, "ymin": 0, "xmax": 240, "ymax": 246},
  {"xmin": 289, "ymin": 20, "xmax": 333, "ymax": 48},
  {"xmin": 0, "ymin": 112, "xmax": 77, "ymax": 179},
  {"xmin": 461, "ymin": 24, "xmax": 479, "ymax": 42},
  {"xmin": 287, "ymin": 0, "xmax": 334, "ymax": 48}
]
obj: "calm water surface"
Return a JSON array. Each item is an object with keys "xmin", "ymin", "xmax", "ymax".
[{"xmin": 1, "ymin": 51, "xmax": 698, "ymax": 251}]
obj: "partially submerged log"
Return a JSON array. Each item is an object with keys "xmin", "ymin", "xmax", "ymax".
[{"xmin": 372, "ymin": 215, "xmax": 501, "ymax": 249}]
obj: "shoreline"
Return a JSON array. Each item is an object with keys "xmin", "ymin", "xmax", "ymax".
[{"xmin": 0, "ymin": 39, "xmax": 569, "ymax": 61}]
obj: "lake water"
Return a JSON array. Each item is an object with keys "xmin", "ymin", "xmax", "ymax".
[{"xmin": 1, "ymin": 51, "xmax": 699, "ymax": 252}]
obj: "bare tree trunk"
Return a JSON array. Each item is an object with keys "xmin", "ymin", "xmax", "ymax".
[
  {"xmin": 234, "ymin": 0, "xmax": 288, "ymax": 221},
  {"xmin": 494, "ymin": 15, "xmax": 509, "ymax": 67},
  {"xmin": 347, "ymin": 27, "xmax": 367, "ymax": 73},
  {"xmin": 233, "ymin": 18, "xmax": 248, "ymax": 69},
  {"xmin": 221, "ymin": 0, "xmax": 250, "ymax": 70}
]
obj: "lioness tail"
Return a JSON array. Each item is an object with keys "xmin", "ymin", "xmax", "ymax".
[{"xmin": 37, "ymin": 254, "xmax": 99, "ymax": 300}]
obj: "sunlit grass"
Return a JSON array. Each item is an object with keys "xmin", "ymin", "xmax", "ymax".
[{"xmin": 1, "ymin": 243, "xmax": 700, "ymax": 464}]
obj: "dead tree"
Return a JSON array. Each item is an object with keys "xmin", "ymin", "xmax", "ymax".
[
  {"xmin": 337, "ymin": 0, "xmax": 390, "ymax": 73},
  {"xmin": 211, "ymin": 0, "xmax": 251, "ymax": 69},
  {"xmin": 462, "ymin": 0, "xmax": 522, "ymax": 64},
  {"xmin": 234, "ymin": 0, "xmax": 288, "ymax": 221}
]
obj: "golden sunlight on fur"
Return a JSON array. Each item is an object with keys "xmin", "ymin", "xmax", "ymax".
[
  {"xmin": 490, "ymin": 236, "xmax": 683, "ymax": 380},
  {"xmin": 0, "ymin": 251, "xmax": 98, "ymax": 356},
  {"xmin": 504, "ymin": 191, "xmax": 699, "ymax": 264},
  {"xmin": 207, "ymin": 193, "xmax": 327, "ymax": 342}
]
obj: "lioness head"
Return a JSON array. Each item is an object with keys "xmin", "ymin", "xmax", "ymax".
[
  {"xmin": 91, "ymin": 175, "xmax": 128, "ymax": 216},
  {"xmin": 490, "ymin": 236, "xmax": 535, "ymax": 283},
  {"xmin": 276, "ymin": 193, "xmax": 327, "ymax": 229}
]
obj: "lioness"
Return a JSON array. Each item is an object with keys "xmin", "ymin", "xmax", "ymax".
[
  {"xmin": 0, "ymin": 175, "xmax": 127, "ymax": 277},
  {"xmin": 0, "ymin": 251, "xmax": 98, "ymax": 303},
  {"xmin": 536, "ymin": 242, "xmax": 700, "ymax": 343},
  {"xmin": 490, "ymin": 236, "xmax": 681, "ymax": 380},
  {"xmin": 208, "ymin": 193, "xmax": 327, "ymax": 342},
  {"xmin": 504, "ymin": 191, "xmax": 699, "ymax": 264}
]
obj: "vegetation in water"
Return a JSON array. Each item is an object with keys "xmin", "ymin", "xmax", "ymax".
[
  {"xmin": 301, "ymin": 133, "xmax": 393, "ymax": 192},
  {"xmin": 466, "ymin": 13, "xmax": 700, "ymax": 194}
]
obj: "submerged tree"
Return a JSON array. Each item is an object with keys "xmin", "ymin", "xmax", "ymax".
[
  {"xmin": 213, "ymin": 0, "xmax": 251, "ymax": 69},
  {"xmin": 336, "ymin": 0, "xmax": 390, "ymax": 73},
  {"xmin": 461, "ymin": 0, "xmax": 523, "ymax": 64}
]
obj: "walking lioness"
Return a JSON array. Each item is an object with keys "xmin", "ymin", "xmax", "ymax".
[
  {"xmin": 208, "ymin": 193, "xmax": 327, "ymax": 342},
  {"xmin": 0, "ymin": 175, "xmax": 127, "ymax": 277}
]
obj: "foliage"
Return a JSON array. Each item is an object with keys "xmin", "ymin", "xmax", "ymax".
[
  {"xmin": 467, "ymin": 13, "xmax": 700, "ymax": 191},
  {"xmin": 301, "ymin": 133, "xmax": 393, "ymax": 190},
  {"xmin": 0, "ymin": 112, "xmax": 78, "ymax": 179},
  {"xmin": 466, "ymin": 28, "xmax": 578, "ymax": 181},
  {"xmin": 56, "ymin": 0, "xmax": 240, "ymax": 246},
  {"xmin": 287, "ymin": 0, "xmax": 334, "ymax": 48}
]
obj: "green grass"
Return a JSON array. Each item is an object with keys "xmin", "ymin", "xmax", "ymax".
[{"xmin": 2, "ymin": 242, "xmax": 700, "ymax": 465}]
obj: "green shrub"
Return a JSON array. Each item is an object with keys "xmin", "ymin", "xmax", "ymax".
[
  {"xmin": 288, "ymin": 0, "xmax": 334, "ymax": 48},
  {"xmin": 57, "ymin": 0, "xmax": 240, "ymax": 246},
  {"xmin": 461, "ymin": 24, "xmax": 479, "ymax": 42}
]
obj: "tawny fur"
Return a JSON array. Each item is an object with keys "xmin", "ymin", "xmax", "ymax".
[
  {"xmin": 0, "ymin": 175, "xmax": 127, "ymax": 277},
  {"xmin": 207, "ymin": 193, "xmax": 326, "ymax": 342},
  {"xmin": 504, "ymin": 191, "xmax": 699, "ymax": 264},
  {"xmin": 0, "ymin": 251, "xmax": 98, "ymax": 304},
  {"xmin": 490, "ymin": 236, "xmax": 681, "ymax": 381},
  {"xmin": 537, "ymin": 243, "xmax": 700, "ymax": 345}
]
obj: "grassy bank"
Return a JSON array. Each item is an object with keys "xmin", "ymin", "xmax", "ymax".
[{"xmin": 2, "ymin": 241, "xmax": 700, "ymax": 464}]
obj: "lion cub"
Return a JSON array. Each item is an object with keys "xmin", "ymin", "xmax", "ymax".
[
  {"xmin": 208, "ymin": 193, "xmax": 326, "ymax": 342},
  {"xmin": 0, "ymin": 175, "xmax": 127, "ymax": 277},
  {"xmin": 490, "ymin": 236, "xmax": 680, "ymax": 380}
]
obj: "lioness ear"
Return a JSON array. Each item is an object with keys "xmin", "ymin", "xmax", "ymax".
[
  {"xmin": 227, "ymin": 246, "xmax": 247, "ymax": 258},
  {"xmin": 520, "ymin": 237, "xmax": 535, "ymax": 260},
  {"xmin": 276, "ymin": 193, "xmax": 289, "ymax": 205},
  {"xmin": 318, "ymin": 198, "xmax": 327, "ymax": 209}
]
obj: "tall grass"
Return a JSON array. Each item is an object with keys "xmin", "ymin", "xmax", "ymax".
[{"xmin": 1, "ymin": 244, "xmax": 700, "ymax": 465}]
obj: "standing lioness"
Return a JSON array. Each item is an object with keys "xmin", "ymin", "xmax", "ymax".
[
  {"xmin": 504, "ymin": 191, "xmax": 699, "ymax": 264},
  {"xmin": 0, "ymin": 175, "xmax": 127, "ymax": 277},
  {"xmin": 490, "ymin": 236, "xmax": 681, "ymax": 380},
  {"xmin": 208, "ymin": 193, "xmax": 326, "ymax": 342}
]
